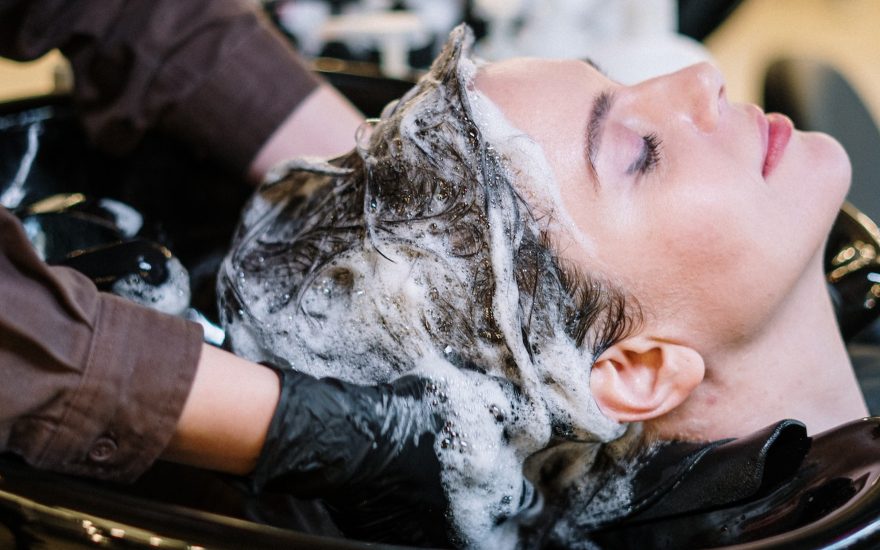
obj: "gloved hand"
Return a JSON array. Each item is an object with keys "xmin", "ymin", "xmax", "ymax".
[{"xmin": 250, "ymin": 367, "xmax": 451, "ymax": 546}]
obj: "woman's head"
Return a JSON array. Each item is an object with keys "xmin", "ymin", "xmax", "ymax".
[
  {"xmin": 222, "ymin": 22, "xmax": 856, "ymax": 440},
  {"xmin": 220, "ymin": 27, "xmax": 656, "ymax": 540},
  {"xmin": 474, "ymin": 55, "xmax": 850, "ymax": 357},
  {"xmin": 470, "ymin": 48, "xmax": 858, "ymax": 439}
]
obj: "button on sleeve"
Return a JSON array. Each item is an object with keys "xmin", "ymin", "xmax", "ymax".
[{"xmin": 88, "ymin": 435, "xmax": 119, "ymax": 463}]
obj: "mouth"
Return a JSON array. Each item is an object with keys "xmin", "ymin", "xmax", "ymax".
[{"xmin": 761, "ymin": 112, "xmax": 793, "ymax": 178}]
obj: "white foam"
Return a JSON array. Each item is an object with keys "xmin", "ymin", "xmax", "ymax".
[
  {"xmin": 464, "ymin": 58, "xmax": 622, "ymax": 444},
  {"xmin": 112, "ymin": 256, "xmax": 191, "ymax": 316},
  {"xmin": 98, "ymin": 198, "xmax": 143, "ymax": 237},
  {"xmin": 411, "ymin": 354, "xmax": 534, "ymax": 549},
  {"xmin": 223, "ymin": 25, "xmax": 634, "ymax": 548},
  {"xmin": 466, "ymin": 77, "xmax": 599, "ymax": 268}
]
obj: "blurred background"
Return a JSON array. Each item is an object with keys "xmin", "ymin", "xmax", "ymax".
[
  {"xmin": 2, "ymin": 0, "xmax": 878, "ymax": 106},
  {"xmin": 0, "ymin": 1, "xmax": 875, "ymax": 103},
  {"xmin": 4, "ymin": 0, "xmax": 879, "ymax": 214}
]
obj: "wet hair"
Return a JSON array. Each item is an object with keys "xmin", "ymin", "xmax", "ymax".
[{"xmin": 219, "ymin": 25, "xmax": 640, "ymax": 438}]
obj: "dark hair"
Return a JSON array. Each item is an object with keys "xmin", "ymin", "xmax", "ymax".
[{"xmin": 219, "ymin": 25, "xmax": 640, "ymax": 440}]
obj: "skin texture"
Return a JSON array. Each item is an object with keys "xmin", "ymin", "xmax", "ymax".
[
  {"xmin": 476, "ymin": 59, "xmax": 868, "ymax": 441},
  {"xmin": 164, "ymin": 344, "xmax": 280, "ymax": 475}
]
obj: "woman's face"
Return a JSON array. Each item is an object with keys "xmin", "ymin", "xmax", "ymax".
[{"xmin": 475, "ymin": 59, "xmax": 851, "ymax": 352}]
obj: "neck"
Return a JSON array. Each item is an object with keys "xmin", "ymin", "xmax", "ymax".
[{"xmin": 650, "ymin": 256, "xmax": 868, "ymax": 441}]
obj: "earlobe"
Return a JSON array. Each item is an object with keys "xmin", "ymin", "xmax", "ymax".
[{"xmin": 590, "ymin": 336, "xmax": 705, "ymax": 422}]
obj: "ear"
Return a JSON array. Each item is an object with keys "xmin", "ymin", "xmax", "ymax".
[{"xmin": 590, "ymin": 336, "xmax": 705, "ymax": 422}]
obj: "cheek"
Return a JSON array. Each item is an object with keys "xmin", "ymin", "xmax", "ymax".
[
  {"xmin": 616, "ymin": 179, "xmax": 773, "ymax": 322},
  {"xmin": 638, "ymin": 214, "xmax": 751, "ymax": 304},
  {"xmin": 638, "ymin": 180, "xmax": 759, "ymax": 268}
]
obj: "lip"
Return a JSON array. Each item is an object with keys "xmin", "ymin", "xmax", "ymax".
[{"xmin": 761, "ymin": 112, "xmax": 793, "ymax": 178}]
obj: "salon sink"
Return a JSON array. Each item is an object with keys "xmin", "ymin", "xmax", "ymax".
[
  {"xmin": 0, "ymin": 455, "xmax": 393, "ymax": 549},
  {"xmin": 591, "ymin": 418, "xmax": 880, "ymax": 549},
  {"xmin": 5, "ymin": 418, "xmax": 880, "ymax": 549}
]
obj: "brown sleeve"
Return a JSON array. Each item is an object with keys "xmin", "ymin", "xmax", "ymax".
[
  {"xmin": 0, "ymin": 0, "xmax": 320, "ymax": 174},
  {"xmin": 0, "ymin": 207, "xmax": 202, "ymax": 482}
]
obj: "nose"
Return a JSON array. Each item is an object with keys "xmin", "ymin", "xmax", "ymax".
[{"xmin": 638, "ymin": 62, "xmax": 725, "ymax": 133}]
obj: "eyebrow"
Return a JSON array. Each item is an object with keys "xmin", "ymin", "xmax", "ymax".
[
  {"xmin": 585, "ymin": 89, "xmax": 615, "ymax": 191},
  {"xmin": 582, "ymin": 57, "xmax": 607, "ymax": 75}
]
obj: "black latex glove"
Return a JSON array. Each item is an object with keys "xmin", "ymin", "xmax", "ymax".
[{"xmin": 251, "ymin": 367, "xmax": 451, "ymax": 546}]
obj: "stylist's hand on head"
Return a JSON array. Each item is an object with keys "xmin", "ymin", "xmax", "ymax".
[
  {"xmin": 163, "ymin": 347, "xmax": 454, "ymax": 544},
  {"xmin": 164, "ymin": 347, "xmax": 542, "ymax": 548},
  {"xmin": 244, "ymin": 363, "xmax": 540, "ymax": 547},
  {"xmin": 249, "ymin": 367, "xmax": 451, "ymax": 546}
]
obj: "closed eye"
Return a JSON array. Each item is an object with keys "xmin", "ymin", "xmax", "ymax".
[{"xmin": 626, "ymin": 133, "xmax": 662, "ymax": 175}]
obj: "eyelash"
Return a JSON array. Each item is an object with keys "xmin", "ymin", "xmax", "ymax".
[{"xmin": 626, "ymin": 133, "xmax": 662, "ymax": 176}]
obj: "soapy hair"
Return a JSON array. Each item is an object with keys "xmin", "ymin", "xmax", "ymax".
[
  {"xmin": 219, "ymin": 26, "xmax": 639, "ymax": 393},
  {"xmin": 219, "ymin": 24, "xmax": 645, "ymax": 545}
]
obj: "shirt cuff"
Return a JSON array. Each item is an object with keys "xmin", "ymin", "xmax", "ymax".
[{"xmin": 28, "ymin": 293, "xmax": 203, "ymax": 482}]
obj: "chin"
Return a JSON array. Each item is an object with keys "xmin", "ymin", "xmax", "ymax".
[
  {"xmin": 767, "ymin": 131, "xmax": 850, "ymax": 283},
  {"xmin": 801, "ymin": 130, "xmax": 852, "ymax": 202},
  {"xmin": 774, "ymin": 131, "xmax": 851, "ymax": 236}
]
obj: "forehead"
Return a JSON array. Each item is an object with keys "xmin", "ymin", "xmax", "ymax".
[
  {"xmin": 471, "ymin": 58, "xmax": 605, "ymax": 207},
  {"xmin": 475, "ymin": 58, "xmax": 606, "ymax": 105},
  {"xmin": 468, "ymin": 57, "xmax": 616, "ymax": 265},
  {"xmin": 473, "ymin": 58, "xmax": 610, "ymax": 164}
]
